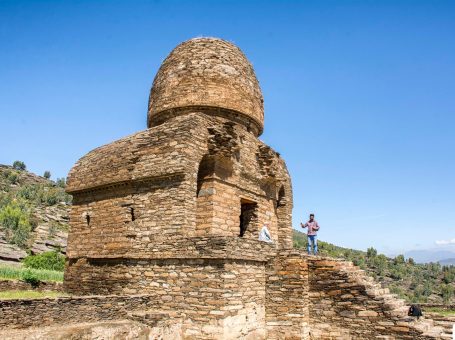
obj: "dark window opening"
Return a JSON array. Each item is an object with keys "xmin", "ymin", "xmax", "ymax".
[
  {"xmin": 86, "ymin": 214, "xmax": 90, "ymax": 226},
  {"xmin": 130, "ymin": 207, "xmax": 135, "ymax": 221},
  {"xmin": 277, "ymin": 186, "xmax": 285, "ymax": 208},
  {"xmin": 239, "ymin": 200, "xmax": 257, "ymax": 237}
]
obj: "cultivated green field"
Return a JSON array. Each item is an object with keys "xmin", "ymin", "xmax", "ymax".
[
  {"xmin": 0, "ymin": 290, "xmax": 66, "ymax": 300},
  {"xmin": 0, "ymin": 265, "xmax": 63, "ymax": 282}
]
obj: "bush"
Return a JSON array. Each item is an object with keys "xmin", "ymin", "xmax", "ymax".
[
  {"xmin": 55, "ymin": 178, "xmax": 66, "ymax": 188},
  {"xmin": 23, "ymin": 250, "xmax": 65, "ymax": 271},
  {"xmin": 2, "ymin": 169, "xmax": 20, "ymax": 185},
  {"xmin": 394, "ymin": 255, "xmax": 405, "ymax": 265},
  {"xmin": 17, "ymin": 184, "xmax": 72, "ymax": 206},
  {"xmin": 21, "ymin": 269, "xmax": 41, "ymax": 287},
  {"xmin": 366, "ymin": 247, "xmax": 377, "ymax": 258},
  {"xmin": 390, "ymin": 268, "xmax": 404, "ymax": 280},
  {"xmin": 441, "ymin": 284, "xmax": 454, "ymax": 304},
  {"xmin": 0, "ymin": 202, "xmax": 32, "ymax": 248},
  {"xmin": 12, "ymin": 161, "xmax": 26, "ymax": 171},
  {"xmin": 43, "ymin": 171, "xmax": 51, "ymax": 179}
]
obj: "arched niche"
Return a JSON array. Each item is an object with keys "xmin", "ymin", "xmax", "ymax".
[{"xmin": 195, "ymin": 154, "xmax": 235, "ymax": 236}]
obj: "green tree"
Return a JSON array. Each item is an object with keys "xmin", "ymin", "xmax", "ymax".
[
  {"xmin": 440, "ymin": 284, "xmax": 454, "ymax": 304},
  {"xmin": 443, "ymin": 270, "xmax": 455, "ymax": 284},
  {"xmin": 43, "ymin": 171, "xmax": 51, "ymax": 179},
  {"xmin": 367, "ymin": 247, "xmax": 377, "ymax": 258},
  {"xmin": 407, "ymin": 257, "xmax": 415, "ymax": 265},
  {"xmin": 394, "ymin": 254, "xmax": 405, "ymax": 265},
  {"xmin": 428, "ymin": 262, "xmax": 442, "ymax": 277},
  {"xmin": 423, "ymin": 281, "xmax": 433, "ymax": 297},
  {"xmin": 390, "ymin": 268, "xmax": 404, "ymax": 280},
  {"xmin": 0, "ymin": 202, "xmax": 32, "ymax": 248},
  {"xmin": 373, "ymin": 254, "xmax": 388, "ymax": 275},
  {"xmin": 12, "ymin": 161, "xmax": 26, "ymax": 171},
  {"xmin": 55, "ymin": 178, "xmax": 66, "ymax": 188}
]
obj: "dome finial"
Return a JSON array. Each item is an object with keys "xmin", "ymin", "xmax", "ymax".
[{"xmin": 148, "ymin": 37, "xmax": 264, "ymax": 136}]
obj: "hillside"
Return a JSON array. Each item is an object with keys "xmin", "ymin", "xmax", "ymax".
[
  {"xmin": 0, "ymin": 163, "xmax": 71, "ymax": 262},
  {"xmin": 293, "ymin": 229, "xmax": 455, "ymax": 304}
]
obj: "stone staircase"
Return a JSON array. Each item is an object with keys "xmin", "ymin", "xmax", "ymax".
[
  {"xmin": 327, "ymin": 257, "xmax": 451, "ymax": 339},
  {"xmin": 424, "ymin": 313, "xmax": 455, "ymax": 339}
]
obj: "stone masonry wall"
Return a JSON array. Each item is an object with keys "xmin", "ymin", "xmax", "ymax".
[
  {"xmin": 307, "ymin": 257, "xmax": 440, "ymax": 339},
  {"xmin": 148, "ymin": 38, "xmax": 264, "ymax": 135},
  {"xmin": 0, "ymin": 295, "xmax": 170, "ymax": 330},
  {"xmin": 0, "ymin": 279, "xmax": 63, "ymax": 292},
  {"xmin": 266, "ymin": 250, "xmax": 310, "ymax": 339},
  {"xmin": 3, "ymin": 254, "xmax": 448, "ymax": 339},
  {"xmin": 65, "ymin": 257, "xmax": 268, "ymax": 339},
  {"xmin": 67, "ymin": 178, "xmax": 190, "ymax": 258},
  {"xmin": 66, "ymin": 113, "xmax": 292, "ymax": 257}
]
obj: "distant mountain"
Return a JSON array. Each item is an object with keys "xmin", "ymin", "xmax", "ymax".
[
  {"xmin": 438, "ymin": 258, "xmax": 455, "ymax": 266},
  {"xmin": 404, "ymin": 249, "xmax": 455, "ymax": 264}
]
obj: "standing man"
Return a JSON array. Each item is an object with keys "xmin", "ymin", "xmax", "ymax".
[{"xmin": 301, "ymin": 214, "xmax": 320, "ymax": 255}]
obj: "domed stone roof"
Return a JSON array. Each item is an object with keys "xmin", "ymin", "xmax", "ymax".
[{"xmin": 148, "ymin": 37, "xmax": 264, "ymax": 136}]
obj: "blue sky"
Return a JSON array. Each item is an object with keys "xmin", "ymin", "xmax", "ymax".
[{"xmin": 1, "ymin": 0, "xmax": 454, "ymax": 255}]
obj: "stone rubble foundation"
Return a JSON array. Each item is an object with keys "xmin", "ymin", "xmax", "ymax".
[{"xmin": 0, "ymin": 255, "xmax": 450, "ymax": 339}]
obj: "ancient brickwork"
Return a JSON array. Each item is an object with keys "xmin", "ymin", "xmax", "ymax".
[
  {"xmin": 0, "ymin": 320, "xmax": 180, "ymax": 340},
  {"xmin": 266, "ymin": 250, "xmax": 310, "ymax": 339},
  {"xmin": 0, "ymin": 295, "xmax": 174, "ymax": 329},
  {"xmin": 55, "ymin": 37, "xmax": 448, "ymax": 339},
  {"xmin": 307, "ymin": 257, "xmax": 444, "ymax": 339},
  {"xmin": 1, "ymin": 255, "xmax": 448, "ymax": 338},
  {"xmin": 66, "ymin": 113, "xmax": 292, "ymax": 261},
  {"xmin": 65, "ymin": 259, "xmax": 270, "ymax": 338},
  {"xmin": 148, "ymin": 38, "xmax": 264, "ymax": 135}
]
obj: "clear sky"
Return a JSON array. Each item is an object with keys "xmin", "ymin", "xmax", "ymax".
[{"xmin": 1, "ymin": 0, "xmax": 454, "ymax": 255}]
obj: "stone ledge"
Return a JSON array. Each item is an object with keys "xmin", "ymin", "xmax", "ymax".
[
  {"xmin": 0, "ymin": 279, "xmax": 63, "ymax": 292},
  {"xmin": 67, "ymin": 236, "xmax": 277, "ymax": 262}
]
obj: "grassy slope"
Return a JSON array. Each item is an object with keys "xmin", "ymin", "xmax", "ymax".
[{"xmin": 0, "ymin": 290, "xmax": 66, "ymax": 300}]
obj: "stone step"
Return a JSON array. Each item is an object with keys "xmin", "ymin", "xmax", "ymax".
[
  {"xmin": 414, "ymin": 319, "xmax": 435, "ymax": 332},
  {"xmin": 126, "ymin": 310, "xmax": 169, "ymax": 326},
  {"xmin": 387, "ymin": 306, "xmax": 410, "ymax": 317},
  {"xmin": 433, "ymin": 320, "xmax": 455, "ymax": 328},
  {"xmin": 425, "ymin": 313, "xmax": 455, "ymax": 322},
  {"xmin": 384, "ymin": 301, "xmax": 406, "ymax": 311},
  {"xmin": 312, "ymin": 257, "xmax": 450, "ymax": 339},
  {"xmin": 422, "ymin": 325, "xmax": 446, "ymax": 337}
]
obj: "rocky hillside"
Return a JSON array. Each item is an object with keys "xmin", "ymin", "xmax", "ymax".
[{"xmin": 0, "ymin": 164, "xmax": 70, "ymax": 263}]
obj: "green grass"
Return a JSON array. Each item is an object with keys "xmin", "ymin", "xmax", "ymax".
[
  {"xmin": 0, "ymin": 290, "xmax": 67, "ymax": 300},
  {"xmin": 0, "ymin": 265, "xmax": 63, "ymax": 282},
  {"xmin": 425, "ymin": 307, "xmax": 455, "ymax": 316}
]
